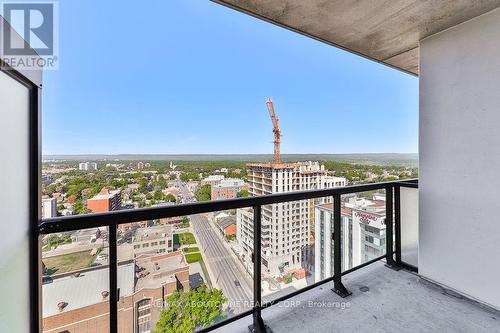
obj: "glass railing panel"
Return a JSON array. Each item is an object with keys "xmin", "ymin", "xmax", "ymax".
[
  {"xmin": 42, "ymin": 227, "xmax": 110, "ymax": 333},
  {"xmin": 400, "ymin": 186, "xmax": 419, "ymax": 267},
  {"xmin": 117, "ymin": 209, "xmax": 252, "ymax": 332},
  {"xmin": 258, "ymin": 197, "xmax": 331, "ymax": 303},
  {"xmin": 341, "ymin": 189, "xmax": 389, "ymax": 272}
]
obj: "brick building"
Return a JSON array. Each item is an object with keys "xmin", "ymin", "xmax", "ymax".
[
  {"xmin": 215, "ymin": 216, "xmax": 237, "ymax": 237},
  {"xmin": 87, "ymin": 188, "xmax": 122, "ymax": 213},
  {"xmin": 42, "ymin": 251, "xmax": 189, "ymax": 333},
  {"xmin": 210, "ymin": 178, "xmax": 245, "ymax": 200}
]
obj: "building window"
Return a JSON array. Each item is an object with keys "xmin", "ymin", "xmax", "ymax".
[{"xmin": 137, "ymin": 298, "xmax": 152, "ymax": 333}]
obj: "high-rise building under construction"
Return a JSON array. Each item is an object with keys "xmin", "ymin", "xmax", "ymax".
[{"xmin": 236, "ymin": 99, "xmax": 346, "ymax": 276}]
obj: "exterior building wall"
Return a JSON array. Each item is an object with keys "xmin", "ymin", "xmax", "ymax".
[
  {"xmin": 238, "ymin": 162, "xmax": 346, "ymax": 276},
  {"xmin": 87, "ymin": 198, "xmax": 110, "ymax": 213},
  {"xmin": 314, "ymin": 200, "xmax": 386, "ymax": 283},
  {"xmin": 43, "ymin": 253, "xmax": 189, "ymax": 333},
  {"xmin": 79, "ymin": 162, "xmax": 98, "ymax": 171},
  {"xmin": 43, "ymin": 301, "xmax": 111, "ymax": 333},
  {"xmin": 42, "ymin": 197, "xmax": 57, "ymax": 219},
  {"xmin": 420, "ymin": 7, "xmax": 500, "ymax": 309},
  {"xmin": 87, "ymin": 190, "xmax": 122, "ymax": 213},
  {"xmin": 211, "ymin": 186, "xmax": 238, "ymax": 200},
  {"xmin": 314, "ymin": 206, "xmax": 352, "ymax": 282},
  {"xmin": 132, "ymin": 237, "xmax": 173, "ymax": 257}
]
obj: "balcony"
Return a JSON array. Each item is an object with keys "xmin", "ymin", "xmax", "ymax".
[
  {"xmin": 214, "ymin": 261, "xmax": 500, "ymax": 333},
  {"xmin": 37, "ymin": 180, "xmax": 422, "ymax": 333},
  {"xmin": 3, "ymin": 1, "xmax": 500, "ymax": 332}
]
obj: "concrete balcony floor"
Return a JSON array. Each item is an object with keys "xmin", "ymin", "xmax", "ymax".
[{"xmin": 215, "ymin": 262, "xmax": 500, "ymax": 333}]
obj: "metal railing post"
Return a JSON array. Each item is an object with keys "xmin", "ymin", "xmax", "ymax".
[
  {"xmin": 385, "ymin": 186, "xmax": 400, "ymax": 270},
  {"xmin": 332, "ymin": 194, "xmax": 351, "ymax": 298},
  {"xmin": 109, "ymin": 224, "xmax": 118, "ymax": 333},
  {"xmin": 394, "ymin": 185, "xmax": 402, "ymax": 266},
  {"xmin": 249, "ymin": 205, "xmax": 272, "ymax": 333}
]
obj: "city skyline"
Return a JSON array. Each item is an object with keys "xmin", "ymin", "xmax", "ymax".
[{"xmin": 42, "ymin": 0, "xmax": 418, "ymax": 156}]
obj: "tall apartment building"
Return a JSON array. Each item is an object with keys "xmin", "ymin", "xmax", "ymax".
[
  {"xmin": 78, "ymin": 162, "xmax": 97, "ymax": 171},
  {"xmin": 41, "ymin": 197, "xmax": 57, "ymax": 219},
  {"xmin": 237, "ymin": 161, "xmax": 346, "ymax": 276},
  {"xmin": 314, "ymin": 196, "xmax": 387, "ymax": 282},
  {"xmin": 211, "ymin": 178, "xmax": 245, "ymax": 200},
  {"xmin": 87, "ymin": 188, "xmax": 122, "ymax": 213}
]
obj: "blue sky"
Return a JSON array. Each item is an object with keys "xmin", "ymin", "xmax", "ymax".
[{"xmin": 41, "ymin": 0, "xmax": 418, "ymax": 155}]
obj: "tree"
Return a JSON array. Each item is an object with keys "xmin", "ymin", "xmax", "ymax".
[
  {"xmin": 154, "ymin": 190, "xmax": 165, "ymax": 201},
  {"xmin": 195, "ymin": 184, "xmax": 211, "ymax": 202},
  {"xmin": 153, "ymin": 285, "xmax": 227, "ymax": 333},
  {"xmin": 165, "ymin": 194, "xmax": 176, "ymax": 202},
  {"xmin": 236, "ymin": 189, "xmax": 249, "ymax": 198},
  {"xmin": 155, "ymin": 175, "xmax": 167, "ymax": 190}
]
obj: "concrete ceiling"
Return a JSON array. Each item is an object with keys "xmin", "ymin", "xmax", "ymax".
[{"xmin": 213, "ymin": 0, "xmax": 500, "ymax": 76}]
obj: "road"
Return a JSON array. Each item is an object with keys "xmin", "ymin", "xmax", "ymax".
[{"xmin": 177, "ymin": 182, "xmax": 253, "ymax": 313}]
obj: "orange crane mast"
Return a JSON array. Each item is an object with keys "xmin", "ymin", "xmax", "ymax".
[{"xmin": 266, "ymin": 98, "xmax": 282, "ymax": 164}]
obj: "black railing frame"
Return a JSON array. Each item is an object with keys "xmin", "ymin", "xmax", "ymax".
[
  {"xmin": 0, "ymin": 16, "xmax": 421, "ymax": 333},
  {"xmin": 37, "ymin": 179, "xmax": 418, "ymax": 333}
]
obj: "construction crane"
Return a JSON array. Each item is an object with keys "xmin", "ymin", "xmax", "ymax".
[{"xmin": 266, "ymin": 98, "xmax": 282, "ymax": 164}]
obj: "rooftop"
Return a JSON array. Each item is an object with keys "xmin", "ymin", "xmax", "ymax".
[
  {"xmin": 214, "ymin": 178, "xmax": 245, "ymax": 188},
  {"xmin": 88, "ymin": 188, "xmax": 121, "ymax": 201},
  {"xmin": 42, "ymin": 263, "xmax": 135, "ymax": 318},
  {"xmin": 135, "ymin": 251, "xmax": 188, "ymax": 290},
  {"xmin": 215, "ymin": 215, "xmax": 237, "ymax": 229},
  {"xmin": 317, "ymin": 203, "xmax": 352, "ymax": 217},
  {"xmin": 133, "ymin": 225, "xmax": 173, "ymax": 242}
]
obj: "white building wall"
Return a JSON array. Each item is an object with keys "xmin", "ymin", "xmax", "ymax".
[
  {"xmin": 42, "ymin": 197, "xmax": 57, "ymax": 219},
  {"xmin": 420, "ymin": 7, "xmax": 500, "ymax": 309}
]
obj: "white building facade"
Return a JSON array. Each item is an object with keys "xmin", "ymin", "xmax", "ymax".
[
  {"xmin": 314, "ymin": 196, "xmax": 387, "ymax": 283},
  {"xmin": 237, "ymin": 161, "xmax": 346, "ymax": 276},
  {"xmin": 78, "ymin": 162, "xmax": 97, "ymax": 171},
  {"xmin": 41, "ymin": 197, "xmax": 57, "ymax": 219}
]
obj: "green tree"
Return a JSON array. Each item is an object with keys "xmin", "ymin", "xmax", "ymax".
[
  {"xmin": 153, "ymin": 285, "xmax": 227, "ymax": 333},
  {"xmin": 195, "ymin": 184, "xmax": 211, "ymax": 202},
  {"xmin": 154, "ymin": 190, "xmax": 165, "ymax": 201},
  {"xmin": 155, "ymin": 175, "xmax": 167, "ymax": 190},
  {"xmin": 236, "ymin": 189, "xmax": 249, "ymax": 198},
  {"xmin": 165, "ymin": 194, "xmax": 176, "ymax": 202}
]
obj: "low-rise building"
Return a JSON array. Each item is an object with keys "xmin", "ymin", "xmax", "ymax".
[
  {"xmin": 132, "ymin": 225, "xmax": 174, "ymax": 257},
  {"xmin": 211, "ymin": 178, "xmax": 245, "ymax": 200},
  {"xmin": 215, "ymin": 216, "xmax": 237, "ymax": 238},
  {"xmin": 42, "ymin": 251, "xmax": 189, "ymax": 333},
  {"xmin": 71, "ymin": 227, "xmax": 102, "ymax": 244},
  {"xmin": 200, "ymin": 175, "xmax": 225, "ymax": 186}
]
